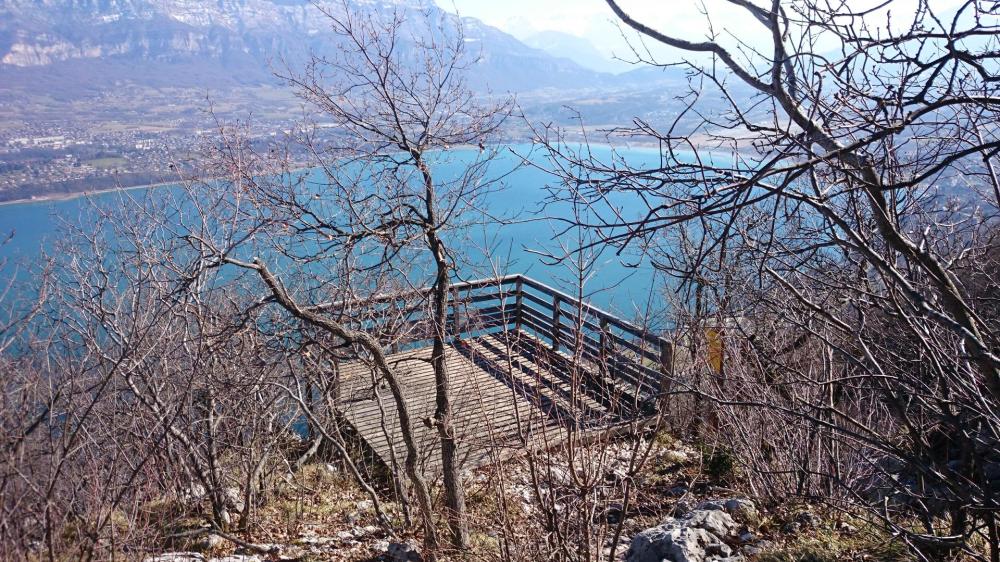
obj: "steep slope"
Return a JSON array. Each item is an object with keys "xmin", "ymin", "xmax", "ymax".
[{"xmin": 0, "ymin": 0, "xmax": 603, "ymax": 95}]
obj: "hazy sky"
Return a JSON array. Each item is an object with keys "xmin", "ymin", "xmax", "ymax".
[
  {"xmin": 433, "ymin": 0, "xmax": 731, "ymax": 63},
  {"xmin": 434, "ymin": 0, "xmax": 967, "ymax": 69}
]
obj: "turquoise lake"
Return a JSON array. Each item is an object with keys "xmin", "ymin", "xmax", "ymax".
[{"xmin": 0, "ymin": 145, "xmax": 669, "ymax": 324}]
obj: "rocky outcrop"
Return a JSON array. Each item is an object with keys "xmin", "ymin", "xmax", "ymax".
[
  {"xmin": 694, "ymin": 499, "xmax": 759, "ymax": 525},
  {"xmin": 386, "ymin": 539, "xmax": 423, "ymax": 562},
  {"xmin": 627, "ymin": 510, "xmax": 741, "ymax": 562},
  {"xmin": 144, "ymin": 554, "xmax": 205, "ymax": 562},
  {"xmin": 626, "ymin": 499, "xmax": 761, "ymax": 562},
  {"xmin": 143, "ymin": 556, "xmax": 263, "ymax": 562}
]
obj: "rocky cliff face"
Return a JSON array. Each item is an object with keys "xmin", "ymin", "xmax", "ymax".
[
  {"xmin": 0, "ymin": 0, "xmax": 369, "ymax": 67},
  {"xmin": 0, "ymin": 0, "xmax": 602, "ymax": 93}
]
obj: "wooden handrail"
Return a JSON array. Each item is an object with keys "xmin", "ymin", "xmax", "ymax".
[
  {"xmin": 316, "ymin": 273, "xmax": 660, "ymax": 346},
  {"xmin": 320, "ymin": 274, "xmax": 667, "ymax": 351},
  {"xmin": 319, "ymin": 273, "xmax": 673, "ymax": 410},
  {"xmin": 514, "ymin": 276, "xmax": 665, "ymax": 347}
]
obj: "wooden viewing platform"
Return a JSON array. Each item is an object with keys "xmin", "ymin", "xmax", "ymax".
[{"xmin": 334, "ymin": 275, "xmax": 673, "ymax": 474}]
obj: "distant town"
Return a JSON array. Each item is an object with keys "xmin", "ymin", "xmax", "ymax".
[
  {"xmin": 0, "ymin": 126, "xmax": 187, "ymax": 199},
  {"xmin": 0, "ymin": 76, "xmax": 685, "ymax": 204},
  {"xmin": 0, "ymin": 85, "xmax": 300, "ymax": 202}
]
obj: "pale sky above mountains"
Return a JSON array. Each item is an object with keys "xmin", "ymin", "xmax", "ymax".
[
  {"xmin": 435, "ymin": 0, "xmax": 969, "ymax": 73},
  {"xmin": 435, "ymin": 0, "xmax": 719, "ymax": 72}
]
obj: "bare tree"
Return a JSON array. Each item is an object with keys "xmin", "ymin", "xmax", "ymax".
[
  {"xmin": 176, "ymin": 2, "xmax": 515, "ymax": 554},
  {"xmin": 274, "ymin": 3, "xmax": 514, "ymax": 550},
  {"xmin": 533, "ymin": 0, "xmax": 1000, "ymax": 559},
  {"xmin": 0, "ymin": 189, "xmax": 341, "ymax": 561}
]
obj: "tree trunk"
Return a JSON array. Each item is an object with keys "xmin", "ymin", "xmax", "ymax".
[{"xmin": 419, "ymin": 154, "xmax": 469, "ymax": 550}]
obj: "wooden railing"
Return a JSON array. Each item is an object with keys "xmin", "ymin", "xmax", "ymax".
[
  {"xmin": 497, "ymin": 275, "xmax": 673, "ymax": 415},
  {"xmin": 341, "ymin": 274, "xmax": 674, "ymax": 415}
]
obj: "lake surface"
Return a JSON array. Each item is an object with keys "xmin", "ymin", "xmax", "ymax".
[{"xmin": 0, "ymin": 144, "xmax": 668, "ymax": 324}]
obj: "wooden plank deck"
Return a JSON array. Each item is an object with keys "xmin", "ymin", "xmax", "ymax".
[{"xmin": 335, "ymin": 331, "xmax": 633, "ymax": 474}]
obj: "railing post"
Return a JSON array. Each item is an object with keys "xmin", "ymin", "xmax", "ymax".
[
  {"xmin": 514, "ymin": 277, "xmax": 523, "ymax": 333},
  {"xmin": 658, "ymin": 337, "xmax": 675, "ymax": 414},
  {"xmin": 451, "ymin": 286, "xmax": 462, "ymax": 339},
  {"xmin": 599, "ymin": 318, "xmax": 610, "ymax": 377},
  {"xmin": 551, "ymin": 294, "xmax": 561, "ymax": 353},
  {"xmin": 389, "ymin": 298, "xmax": 401, "ymax": 354}
]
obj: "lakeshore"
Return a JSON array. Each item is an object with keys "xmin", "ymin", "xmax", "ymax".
[
  {"xmin": 0, "ymin": 138, "xmax": 701, "ymax": 208},
  {"xmin": 0, "ymin": 145, "xmax": 667, "ymax": 319},
  {"xmin": 0, "ymin": 179, "xmax": 180, "ymax": 208}
]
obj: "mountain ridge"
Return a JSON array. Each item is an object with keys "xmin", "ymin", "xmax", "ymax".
[
  {"xmin": 522, "ymin": 30, "xmax": 628, "ymax": 75},
  {"xmin": 0, "ymin": 0, "xmax": 609, "ymax": 95}
]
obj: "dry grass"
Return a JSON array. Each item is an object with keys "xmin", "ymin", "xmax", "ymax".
[
  {"xmin": 755, "ymin": 525, "xmax": 914, "ymax": 562},
  {"xmin": 112, "ymin": 436, "xmax": 960, "ymax": 562}
]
